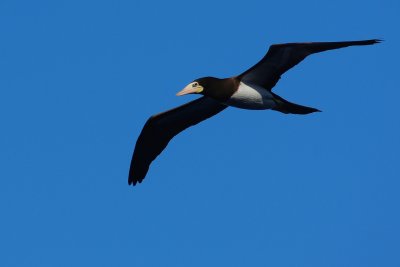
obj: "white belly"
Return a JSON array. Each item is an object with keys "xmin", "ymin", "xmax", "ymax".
[{"xmin": 224, "ymin": 82, "xmax": 276, "ymax": 110}]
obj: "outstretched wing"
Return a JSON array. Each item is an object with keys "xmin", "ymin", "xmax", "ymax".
[
  {"xmin": 238, "ymin": 39, "xmax": 381, "ymax": 90},
  {"xmin": 128, "ymin": 97, "xmax": 227, "ymax": 185}
]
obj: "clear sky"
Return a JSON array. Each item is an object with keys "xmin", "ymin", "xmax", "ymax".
[{"xmin": 1, "ymin": 0, "xmax": 399, "ymax": 266}]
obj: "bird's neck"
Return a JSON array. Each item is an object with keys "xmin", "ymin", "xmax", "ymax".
[{"xmin": 205, "ymin": 77, "xmax": 240, "ymax": 102}]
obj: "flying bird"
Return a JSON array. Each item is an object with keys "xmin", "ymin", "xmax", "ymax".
[{"xmin": 128, "ymin": 39, "xmax": 380, "ymax": 186}]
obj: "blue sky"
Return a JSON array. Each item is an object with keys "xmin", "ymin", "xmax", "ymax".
[{"xmin": 1, "ymin": 0, "xmax": 399, "ymax": 266}]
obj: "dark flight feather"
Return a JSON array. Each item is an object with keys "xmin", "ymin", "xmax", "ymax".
[
  {"xmin": 128, "ymin": 97, "xmax": 227, "ymax": 185},
  {"xmin": 238, "ymin": 39, "xmax": 382, "ymax": 90}
]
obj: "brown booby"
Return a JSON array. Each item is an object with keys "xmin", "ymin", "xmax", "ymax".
[{"xmin": 128, "ymin": 39, "xmax": 380, "ymax": 186}]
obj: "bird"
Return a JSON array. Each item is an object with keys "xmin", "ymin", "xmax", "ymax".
[{"xmin": 128, "ymin": 39, "xmax": 381, "ymax": 186}]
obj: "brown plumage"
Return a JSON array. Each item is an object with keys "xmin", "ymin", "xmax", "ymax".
[{"xmin": 128, "ymin": 39, "xmax": 381, "ymax": 186}]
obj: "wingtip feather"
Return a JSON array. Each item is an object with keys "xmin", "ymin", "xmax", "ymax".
[{"xmin": 367, "ymin": 39, "xmax": 383, "ymax": 44}]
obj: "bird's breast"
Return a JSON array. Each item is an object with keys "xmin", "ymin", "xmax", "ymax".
[{"xmin": 224, "ymin": 82, "xmax": 276, "ymax": 110}]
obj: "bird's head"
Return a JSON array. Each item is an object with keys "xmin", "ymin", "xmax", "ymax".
[{"xmin": 176, "ymin": 77, "xmax": 220, "ymax": 97}]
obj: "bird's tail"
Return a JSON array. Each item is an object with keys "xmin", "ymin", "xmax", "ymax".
[{"xmin": 272, "ymin": 93, "xmax": 320, "ymax": 115}]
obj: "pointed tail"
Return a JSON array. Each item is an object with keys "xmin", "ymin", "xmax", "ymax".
[{"xmin": 272, "ymin": 93, "xmax": 321, "ymax": 115}]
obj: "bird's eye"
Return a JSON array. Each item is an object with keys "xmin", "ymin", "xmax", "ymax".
[{"xmin": 192, "ymin": 82, "xmax": 198, "ymax": 87}]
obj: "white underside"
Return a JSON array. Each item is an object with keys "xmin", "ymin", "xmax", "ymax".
[{"xmin": 224, "ymin": 82, "xmax": 277, "ymax": 110}]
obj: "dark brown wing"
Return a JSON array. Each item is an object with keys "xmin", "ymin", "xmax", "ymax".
[
  {"xmin": 128, "ymin": 97, "xmax": 227, "ymax": 185},
  {"xmin": 238, "ymin": 39, "xmax": 381, "ymax": 90}
]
